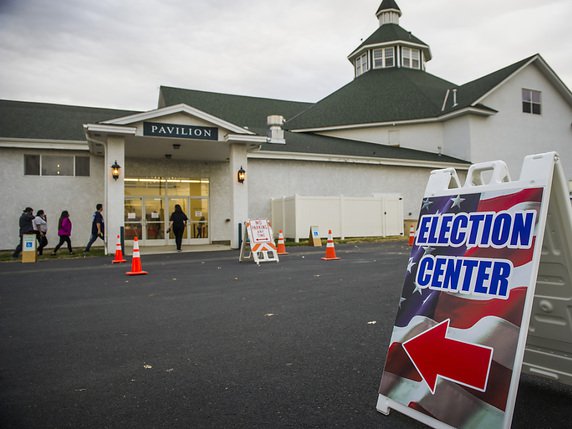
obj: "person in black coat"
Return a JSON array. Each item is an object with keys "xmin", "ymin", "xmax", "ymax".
[
  {"xmin": 12, "ymin": 207, "xmax": 35, "ymax": 258},
  {"xmin": 168, "ymin": 204, "xmax": 188, "ymax": 251}
]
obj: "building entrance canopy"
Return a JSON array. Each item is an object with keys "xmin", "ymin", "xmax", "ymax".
[
  {"xmin": 84, "ymin": 103, "xmax": 267, "ymax": 162},
  {"xmin": 83, "ymin": 103, "xmax": 268, "ymax": 253}
]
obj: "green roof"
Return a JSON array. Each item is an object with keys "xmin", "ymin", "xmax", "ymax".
[
  {"xmin": 260, "ymin": 131, "xmax": 468, "ymax": 165},
  {"xmin": 0, "ymin": 100, "xmax": 139, "ymax": 141},
  {"xmin": 0, "ymin": 94, "xmax": 466, "ymax": 167},
  {"xmin": 159, "ymin": 86, "xmax": 313, "ymax": 134},
  {"xmin": 286, "ymin": 68, "xmax": 455, "ymax": 130},
  {"xmin": 443, "ymin": 55, "xmax": 536, "ymax": 114},
  {"xmin": 159, "ymin": 85, "xmax": 468, "ymax": 164},
  {"xmin": 287, "ymin": 56, "xmax": 542, "ymax": 129},
  {"xmin": 349, "ymin": 24, "xmax": 430, "ymax": 60}
]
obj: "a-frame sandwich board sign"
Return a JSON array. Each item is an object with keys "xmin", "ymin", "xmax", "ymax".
[
  {"xmin": 376, "ymin": 152, "xmax": 572, "ymax": 429},
  {"xmin": 239, "ymin": 219, "xmax": 279, "ymax": 265}
]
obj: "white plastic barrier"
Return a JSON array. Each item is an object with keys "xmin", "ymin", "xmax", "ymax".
[{"xmin": 271, "ymin": 194, "xmax": 404, "ymax": 241}]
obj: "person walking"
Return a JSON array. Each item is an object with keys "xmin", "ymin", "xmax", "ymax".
[
  {"xmin": 84, "ymin": 203, "xmax": 104, "ymax": 254},
  {"xmin": 32, "ymin": 209, "xmax": 48, "ymax": 256},
  {"xmin": 168, "ymin": 204, "xmax": 188, "ymax": 252},
  {"xmin": 12, "ymin": 207, "xmax": 35, "ymax": 258},
  {"xmin": 52, "ymin": 210, "xmax": 73, "ymax": 255},
  {"xmin": 197, "ymin": 216, "xmax": 206, "ymax": 238}
]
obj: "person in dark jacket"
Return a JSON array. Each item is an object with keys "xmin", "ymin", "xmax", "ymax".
[
  {"xmin": 52, "ymin": 210, "xmax": 73, "ymax": 255},
  {"xmin": 12, "ymin": 207, "xmax": 35, "ymax": 258},
  {"xmin": 168, "ymin": 204, "xmax": 188, "ymax": 251},
  {"xmin": 84, "ymin": 203, "xmax": 104, "ymax": 254}
]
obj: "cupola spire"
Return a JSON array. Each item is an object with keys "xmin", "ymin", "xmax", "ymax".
[{"xmin": 376, "ymin": 0, "xmax": 402, "ymax": 26}]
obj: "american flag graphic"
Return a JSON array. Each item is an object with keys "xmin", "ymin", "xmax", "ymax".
[{"xmin": 379, "ymin": 187, "xmax": 544, "ymax": 428}]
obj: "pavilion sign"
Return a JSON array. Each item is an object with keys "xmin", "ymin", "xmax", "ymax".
[{"xmin": 143, "ymin": 122, "xmax": 218, "ymax": 140}]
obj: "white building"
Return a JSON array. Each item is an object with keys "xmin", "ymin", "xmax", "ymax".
[{"xmin": 1, "ymin": 0, "xmax": 571, "ymax": 253}]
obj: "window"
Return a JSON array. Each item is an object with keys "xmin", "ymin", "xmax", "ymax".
[
  {"xmin": 385, "ymin": 47, "xmax": 395, "ymax": 67},
  {"xmin": 355, "ymin": 53, "xmax": 369, "ymax": 77},
  {"xmin": 373, "ymin": 47, "xmax": 395, "ymax": 69},
  {"xmin": 42, "ymin": 155, "xmax": 73, "ymax": 176},
  {"xmin": 75, "ymin": 156, "xmax": 90, "ymax": 176},
  {"xmin": 24, "ymin": 154, "xmax": 91, "ymax": 176},
  {"xmin": 522, "ymin": 89, "xmax": 541, "ymax": 115},
  {"xmin": 412, "ymin": 50, "xmax": 420, "ymax": 69},
  {"xmin": 402, "ymin": 47, "xmax": 420, "ymax": 69},
  {"xmin": 24, "ymin": 155, "xmax": 40, "ymax": 175}
]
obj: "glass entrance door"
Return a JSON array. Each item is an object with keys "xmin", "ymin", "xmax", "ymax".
[
  {"xmin": 125, "ymin": 197, "xmax": 143, "ymax": 240},
  {"xmin": 124, "ymin": 177, "xmax": 210, "ymax": 246},
  {"xmin": 190, "ymin": 198, "xmax": 209, "ymax": 243},
  {"xmin": 145, "ymin": 198, "xmax": 166, "ymax": 244},
  {"xmin": 125, "ymin": 197, "xmax": 166, "ymax": 243}
]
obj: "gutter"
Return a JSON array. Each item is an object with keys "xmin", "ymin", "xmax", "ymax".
[{"xmin": 248, "ymin": 150, "xmax": 470, "ymax": 170}]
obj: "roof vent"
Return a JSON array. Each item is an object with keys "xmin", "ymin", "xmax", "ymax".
[
  {"xmin": 267, "ymin": 115, "xmax": 286, "ymax": 144},
  {"xmin": 442, "ymin": 88, "xmax": 459, "ymax": 111}
]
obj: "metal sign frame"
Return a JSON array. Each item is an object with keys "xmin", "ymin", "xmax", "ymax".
[
  {"xmin": 239, "ymin": 219, "xmax": 279, "ymax": 265},
  {"xmin": 376, "ymin": 152, "xmax": 572, "ymax": 429}
]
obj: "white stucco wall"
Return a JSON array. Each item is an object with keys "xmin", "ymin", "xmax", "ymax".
[
  {"xmin": 442, "ymin": 116, "xmax": 472, "ymax": 163},
  {"xmin": 0, "ymin": 148, "xmax": 104, "ymax": 251},
  {"xmin": 247, "ymin": 158, "xmax": 435, "ymax": 223},
  {"xmin": 1, "ymin": 148, "xmax": 473, "ymax": 250},
  {"xmin": 125, "ymin": 157, "xmax": 232, "ymax": 242},
  {"xmin": 318, "ymin": 122, "xmax": 445, "ymax": 154},
  {"xmin": 467, "ymin": 64, "xmax": 572, "ymax": 179}
]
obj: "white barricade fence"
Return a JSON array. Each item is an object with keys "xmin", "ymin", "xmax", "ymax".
[{"xmin": 271, "ymin": 194, "xmax": 404, "ymax": 241}]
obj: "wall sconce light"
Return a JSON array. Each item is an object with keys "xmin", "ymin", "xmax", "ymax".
[
  {"xmin": 111, "ymin": 160, "xmax": 121, "ymax": 180},
  {"xmin": 237, "ymin": 166, "xmax": 246, "ymax": 183}
]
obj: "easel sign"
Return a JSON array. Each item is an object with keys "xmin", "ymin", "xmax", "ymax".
[
  {"xmin": 239, "ymin": 219, "xmax": 279, "ymax": 265},
  {"xmin": 309, "ymin": 225, "xmax": 322, "ymax": 247},
  {"xmin": 376, "ymin": 152, "xmax": 572, "ymax": 429}
]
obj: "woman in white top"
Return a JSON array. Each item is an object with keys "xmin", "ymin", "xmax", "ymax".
[{"xmin": 33, "ymin": 209, "xmax": 48, "ymax": 255}]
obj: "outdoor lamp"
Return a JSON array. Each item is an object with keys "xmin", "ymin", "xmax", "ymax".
[
  {"xmin": 237, "ymin": 166, "xmax": 246, "ymax": 183},
  {"xmin": 111, "ymin": 160, "xmax": 121, "ymax": 180}
]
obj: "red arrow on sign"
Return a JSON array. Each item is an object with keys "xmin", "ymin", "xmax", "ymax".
[{"xmin": 402, "ymin": 319, "xmax": 494, "ymax": 394}]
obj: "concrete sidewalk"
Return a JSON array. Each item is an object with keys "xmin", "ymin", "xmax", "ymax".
[{"xmin": 125, "ymin": 243, "xmax": 231, "ymax": 256}]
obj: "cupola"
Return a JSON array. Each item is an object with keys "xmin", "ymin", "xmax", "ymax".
[{"xmin": 348, "ymin": 0, "xmax": 432, "ymax": 78}]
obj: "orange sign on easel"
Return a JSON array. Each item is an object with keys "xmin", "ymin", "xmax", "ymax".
[{"xmin": 239, "ymin": 219, "xmax": 279, "ymax": 265}]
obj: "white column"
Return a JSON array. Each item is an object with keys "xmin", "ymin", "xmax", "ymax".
[
  {"xmin": 229, "ymin": 143, "xmax": 248, "ymax": 249},
  {"xmin": 105, "ymin": 136, "xmax": 125, "ymax": 255}
]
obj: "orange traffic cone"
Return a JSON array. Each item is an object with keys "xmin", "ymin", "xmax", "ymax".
[
  {"xmin": 321, "ymin": 230, "xmax": 340, "ymax": 261},
  {"xmin": 408, "ymin": 225, "xmax": 415, "ymax": 246},
  {"xmin": 277, "ymin": 230, "xmax": 288, "ymax": 255},
  {"xmin": 126, "ymin": 237, "xmax": 148, "ymax": 276},
  {"xmin": 112, "ymin": 234, "xmax": 127, "ymax": 264}
]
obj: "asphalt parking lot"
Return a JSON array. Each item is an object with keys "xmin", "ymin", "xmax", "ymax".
[{"xmin": 1, "ymin": 242, "xmax": 572, "ymax": 428}]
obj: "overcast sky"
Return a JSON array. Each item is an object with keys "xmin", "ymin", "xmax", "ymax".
[{"xmin": 1, "ymin": 0, "xmax": 570, "ymax": 111}]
